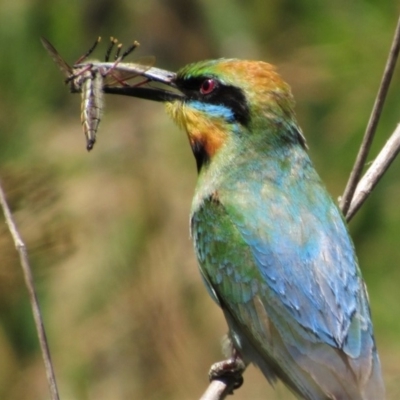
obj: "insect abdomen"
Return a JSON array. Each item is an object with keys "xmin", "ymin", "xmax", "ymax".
[{"xmin": 80, "ymin": 70, "xmax": 104, "ymax": 151}]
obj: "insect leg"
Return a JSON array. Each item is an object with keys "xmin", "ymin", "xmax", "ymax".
[
  {"xmin": 105, "ymin": 37, "xmax": 118, "ymax": 62},
  {"xmin": 75, "ymin": 37, "xmax": 101, "ymax": 64}
]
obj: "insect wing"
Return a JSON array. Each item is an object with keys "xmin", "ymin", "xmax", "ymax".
[
  {"xmin": 40, "ymin": 37, "xmax": 72, "ymax": 77},
  {"xmin": 103, "ymin": 56, "xmax": 156, "ymax": 86}
]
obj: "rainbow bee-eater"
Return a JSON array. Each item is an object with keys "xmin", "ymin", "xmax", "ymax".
[{"xmin": 105, "ymin": 59, "xmax": 385, "ymax": 399}]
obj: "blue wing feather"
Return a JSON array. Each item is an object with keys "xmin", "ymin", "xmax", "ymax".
[{"xmin": 221, "ymin": 173, "xmax": 358, "ymax": 346}]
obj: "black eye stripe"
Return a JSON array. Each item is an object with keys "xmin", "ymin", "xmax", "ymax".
[
  {"xmin": 175, "ymin": 76, "xmax": 206, "ymax": 92},
  {"xmin": 175, "ymin": 76, "xmax": 250, "ymax": 127}
]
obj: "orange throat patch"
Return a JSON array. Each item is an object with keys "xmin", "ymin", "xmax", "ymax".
[{"xmin": 166, "ymin": 101, "xmax": 228, "ymax": 159}]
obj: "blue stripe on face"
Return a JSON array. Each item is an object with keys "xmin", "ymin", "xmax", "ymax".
[{"xmin": 188, "ymin": 100, "xmax": 235, "ymax": 123}]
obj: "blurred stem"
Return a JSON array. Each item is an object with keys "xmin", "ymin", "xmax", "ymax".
[
  {"xmin": 0, "ymin": 182, "xmax": 60, "ymax": 400},
  {"xmin": 340, "ymin": 15, "xmax": 400, "ymax": 215}
]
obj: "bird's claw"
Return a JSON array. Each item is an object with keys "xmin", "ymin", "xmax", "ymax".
[{"xmin": 209, "ymin": 356, "xmax": 246, "ymax": 392}]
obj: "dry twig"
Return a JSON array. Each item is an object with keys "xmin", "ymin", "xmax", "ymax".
[
  {"xmin": 199, "ymin": 378, "xmax": 239, "ymax": 400},
  {"xmin": 346, "ymin": 123, "xmax": 400, "ymax": 221},
  {"xmin": 0, "ymin": 183, "xmax": 60, "ymax": 400},
  {"xmin": 340, "ymin": 15, "xmax": 400, "ymax": 214}
]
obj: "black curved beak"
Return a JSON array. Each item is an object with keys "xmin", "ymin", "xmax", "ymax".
[{"xmin": 102, "ymin": 65, "xmax": 183, "ymax": 102}]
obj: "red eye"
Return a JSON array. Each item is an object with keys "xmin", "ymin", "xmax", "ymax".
[{"xmin": 200, "ymin": 78, "xmax": 216, "ymax": 94}]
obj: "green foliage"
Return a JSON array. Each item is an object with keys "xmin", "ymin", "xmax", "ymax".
[{"xmin": 0, "ymin": 0, "xmax": 399, "ymax": 398}]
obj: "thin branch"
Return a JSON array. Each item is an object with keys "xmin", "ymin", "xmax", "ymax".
[
  {"xmin": 340, "ymin": 15, "xmax": 400, "ymax": 214},
  {"xmin": 0, "ymin": 181, "xmax": 60, "ymax": 400},
  {"xmin": 345, "ymin": 123, "xmax": 400, "ymax": 221},
  {"xmin": 199, "ymin": 378, "xmax": 239, "ymax": 400}
]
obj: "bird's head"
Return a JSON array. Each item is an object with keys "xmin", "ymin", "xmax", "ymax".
[{"xmin": 106, "ymin": 59, "xmax": 306, "ymax": 171}]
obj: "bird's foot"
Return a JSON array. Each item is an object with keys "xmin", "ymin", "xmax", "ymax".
[{"xmin": 208, "ymin": 354, "xmax": 246, "ymax": 393}]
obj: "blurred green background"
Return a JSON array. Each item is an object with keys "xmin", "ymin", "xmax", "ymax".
[{"xmin": 0, "ymin": 1, "xmax": 399, "ymax": 399}]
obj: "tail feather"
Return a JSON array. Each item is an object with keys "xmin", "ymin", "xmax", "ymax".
[{"xmin": 225, "ymin": 298, "xmax": 385, "ymax": 400}]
